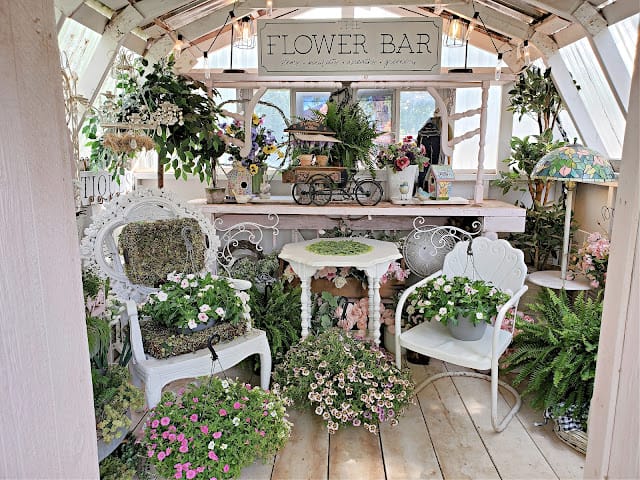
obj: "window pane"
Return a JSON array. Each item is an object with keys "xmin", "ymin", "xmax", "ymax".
[
  {"xmin": 609, "ymin": 13, "xmax": 639, "ymax": 76},
  {"xmin": 58, "ymin": 18, "xmax": 100, "ymax": 76},
  {"xmin": 399, "ymin": 91, "xmax": 436, "ymax": 142},
  {"xmin": 295, "ymin": 91, "xmax": 330, "ymax": 118},
  {"xmin": 560, "ymin": 38, "xmax": 625, "ymax": 158},
  {"xmin": 256, "ymin": 89, "xmax": 290, "ymax": 168},
  {"xmin": 357, "ymin": 90, "xmax": 393, "ymax": 142}
]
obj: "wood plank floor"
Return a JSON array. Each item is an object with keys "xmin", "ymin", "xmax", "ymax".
[
  {"xmin": 232, "ymin": 359, "xmax": 585, "ymax": 480},
  {"xmin": 156, "ymin": 359, "xmax": 584, "ymax": 480}
]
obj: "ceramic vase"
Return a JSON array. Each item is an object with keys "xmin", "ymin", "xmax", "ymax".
[
  {"xmin": 386, "ymin": 164, "xmax": 418, "ymax": 200},
  {"xmin": 447, "ymin": 315, "xmax": 487, "ymax": 341}
]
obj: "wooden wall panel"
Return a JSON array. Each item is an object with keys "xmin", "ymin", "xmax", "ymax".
[{"xmin": 0, "ymin": 0, "xmax": 98, "ymax": 477}]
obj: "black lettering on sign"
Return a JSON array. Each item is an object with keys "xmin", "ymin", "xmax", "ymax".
[{"xmin": 380, "ymin": 33, "xmax": 395, "ymax": 54}]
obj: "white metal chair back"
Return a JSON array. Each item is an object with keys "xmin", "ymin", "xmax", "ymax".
[{"xmin": 442, "ymin": 236, "xmax": 527, "ymax": 294}]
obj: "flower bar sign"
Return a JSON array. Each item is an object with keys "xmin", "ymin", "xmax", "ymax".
[{"xmin": 258, "ymin": 18, "xmax": 442, "ymax": 76}]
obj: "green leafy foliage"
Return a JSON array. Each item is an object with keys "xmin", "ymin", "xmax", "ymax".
[
  {"xmin": 503, "ymin": 289, "xmax": 602, "ymax": 426},
  {"xmin": 248, "ymin": 281, "xmax": 302, "ymax": 364},
  {"xmin": 318, "ymin": 101, "xmax": 378, "ymax": 172}
]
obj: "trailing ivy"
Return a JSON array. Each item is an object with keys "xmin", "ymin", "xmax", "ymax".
[{"xmin": 503, "ymin": 288, "xmax": 602, "ymax": 426}]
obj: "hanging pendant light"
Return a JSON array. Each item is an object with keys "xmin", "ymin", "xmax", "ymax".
[
  {"xmin": 446, "ymin": 16, "xmax": 467, "ymax": 47},
  {"xmin": 234, "ymin": 16, "xmax": 256, "ymax": 49},
  {"xmin": 522, "ymin": 39, "xmax": 531, "ymax": 66},
  {"xmin": 172, "ymin": 34, "xmax": 185, "ymax": 57},
  {"xmin": 495, "ymin": 53, "xmax": 507, "ymax": 80},
  {"xmin": 203, "ymin": 51, "xmax": 211, "ymax": 80}
]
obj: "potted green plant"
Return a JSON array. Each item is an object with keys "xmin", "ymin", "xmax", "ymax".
[
  {"xmin": 272, "ymin": 328, "xmax": 414, "ymax": 434},
  {"xmin": 405, "ymin": 276, "xmax": 511, "ymax": 341},
  {"xmin": 503, "ymin": 289, "xmax": 602, "ymax": 445},
  {"xmin": 140, "ymin": 377, "xmax": 291, "ymax": 479},
  {"xmin": 140, "ymin": 272, "xmax": 251, "ymax": 334}
]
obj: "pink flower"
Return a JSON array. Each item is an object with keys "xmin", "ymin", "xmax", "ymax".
[
  {"xmin": 160, "ymin": 417, "xmax": 171, "ymax": 426},
  {"xmin": 314, "ymin": 266, "xmax": 337, "ymax": 280},
  {"xmin": 233, "ymin": 402, "xmax": 242, "ymax": 409},
  {"xmin": 200, "ymin": 425, "xmax": 209, "ymax": 434},
  {"xmin": 218, "ymin": 409, "xmax": 227, "ymax": 416},
  {"xmin": 190, "ymin": 414, "xmax": 198, "ymax": 422},
  {"xmin": 175, "ymin": 473, "xmax": 183, "ymax": 479},
  {"xmin": 166, "ymin": 447, "xmax": 172, "ymax": 455},
  {"xmin": 157, "ymin": 451, "xmax": 166, "ymax": 461},
  {"xmin": 213, "ymin": 431, "xmax": 222, "ymax": 439},
  {"xmin": 151, "ymin": 419, "xmax": 160, "ymax": 428},
  {"xmin": 395, "ymin": 156, "xmax": 410, "ymax": 171},
  {"xmin": 168, "ymin": 433, "xmax": 176, "ymax": 442},
  {"xmin": 179, "ymin": 445, "xmax": 189, "ymax": 453},
  {"xmin": 208, "ymin": 451, "xmax": 219, "ymax": 461},
  {"xmin": 162, "ymin": 431, "xmax": 170, "ymax": 439},
  {"xmin": 559, "ymin": 165, "xmax": 572, "ymax": 177},
  {"xmin": 223, "ymin": 465, "xmax": 230, "ymax": 473},
  {"xmin": 177, "ymin": 433, "xmax": 185, "ymax": 442},
  {"xmin": 186, "ymin": 470, "xmax": 197, "ymax": 479}
]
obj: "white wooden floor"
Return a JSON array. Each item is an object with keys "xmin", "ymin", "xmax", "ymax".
[{"xmin": 229, "ymin": 359, "xmax": 585, "ymax": 480}]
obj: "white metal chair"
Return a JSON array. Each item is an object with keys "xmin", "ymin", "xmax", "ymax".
[
  {"xmin": 81, "ymin": 189, "xmax": 271, "ymax": 408},
  {"xmin": 394, "ymin": 236, "xmax": 528, "ymax": 432}
]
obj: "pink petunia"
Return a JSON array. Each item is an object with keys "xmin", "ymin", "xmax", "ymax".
[
  {"xmin": 190, "ymin": 414, "xmax": 198, "ymax": 422},
  {"xmin": 177, "ymin": 433, "xmax": 185, "ymax": 442},
  {"xmin": 218, "ymin": 409, "xmax": 227, "ymax": 416},
  {"xmin": 160, "ymin": 416, "xmax": 171, "ymax": 426},
  {"xmin": 192, "ymin": 397, "xmax": 199, "ymax": 403},
  {"xmin": 212, "ymin": 431, "xmax": 222, "ymax": 439},
  {"xmin": 179, "ymin": 445, "xmax": 189, "ymax": 453},
  {"xmin": 200, "ymin": 425, "xmax": 209, "ymax": 434},
  {"xmin": 186, "ymin": 470, "xmax": 197, "ymax": 480},
  {"xmin": 233, "ymin": 402, "xmax": 242, "ymax": 409},
  {"xmin": 151, "ymin": 419, "xmax": 160, "ymax": 428},
  {"xmin": 175, "ymin": 473, "xmax": 183, "ymax": 479},
  {"xmin": 168, "ymin": 433, "xmax": 176, "ymax": 442},
  {"xmin": 208, "ymin": 451, "xmax": 219, "ymax": 461},
  {"xmin": 157, "ymin": 451, "xmax": 166, "ymax": 461},
  {"xmin": 223, "ymin": 465, "xmax": 230, "ymax": 473}
]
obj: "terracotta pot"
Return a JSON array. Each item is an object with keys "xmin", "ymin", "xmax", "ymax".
[
  {"xmin": 315, "ymin": 155, "xmax": 329, "ymax": 167},
  {"xmin": 298, "ymin": 154, "xmax": 313, "ymax": 166},
  {"xmin": 205, "ymin": 187, "xmax": 226, "ymax": 204}
]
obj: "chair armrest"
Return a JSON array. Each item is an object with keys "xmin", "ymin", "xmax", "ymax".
[
  {"xmin": 123, "ymin": 300, "xmax": 148, "ymax": 364},
  {"xmin": 394, "ymin": 270, "xmax": 443, "ymax": 338}
]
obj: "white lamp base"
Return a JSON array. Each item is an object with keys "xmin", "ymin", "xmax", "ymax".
[{"xmin": 527, "ymin": 270, "xmax": 592, "ymax": 291}]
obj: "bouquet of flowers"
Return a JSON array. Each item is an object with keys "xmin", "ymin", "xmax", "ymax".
[
  {"xmin": 406, "ymin": 276, "xmax": 511, "ymax": 327},
  {"xmin": 283, "ymin": 261, "xmax": 408, "ymax": 290},
  {"xmin": 222, "ymin": 114, "xmax": 283, "ymax": 175},
  {"xmin": 273, "ymin": 329, "xmax": 414, "ymax": 434},
  {"xmin": 376, "ymin": 135, "xmax": 429, "ymax": 172},
  {"xmin": 141, "ymin": 378, "xmax": 291, "ymax": 480},
  {"xmin": 569, "ymin": 231, "xmax": 610, "ymax": 289},
  {"xmin": 141, "ymin": 272, "xmax": 251, "ymax": 331}
]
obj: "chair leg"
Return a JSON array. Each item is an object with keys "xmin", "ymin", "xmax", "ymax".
[
  {"xmin": 258, "ymin": 340, "xmax": 272, "ymax": 390},
  {"xmin": 145, "ymin": 379, "xmax": 164, "ymax": 409},
  {"xmin": 414, "ymin": 371, "xmax": 521, "ymax": 433}
]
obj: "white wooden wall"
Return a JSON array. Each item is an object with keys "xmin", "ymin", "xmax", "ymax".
[
  {"xmin": 585, "ymin": 30, "xmax": 640, "ymax": 480},
  {"xmin": 0, "ymin": 1, "xmax": 99, "ymax": 477}
]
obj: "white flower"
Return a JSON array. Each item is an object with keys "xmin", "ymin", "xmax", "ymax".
[
  {"xmin": 447, "ymin": 300, "xmax": 454, "ymax": 306},
  {"xmin": 187, "ymin": 318, "xmax": 198, "ymax": 330},
  {"xmin": 208, "ymin": 441, "xmax": 215, "ymax": 450},
  {"xmin": 232, "ymin": 417, "xmax": 240, "ymax": 426},
  {"xmin": 438, "ymin": 307, "xmax": 447, "ymax": 315},
  {"xmin": 406, "ymin": 305, "xmax": 415, "ymax": 314},
  {"xmin": 221, "ymin": 380, "xmax": 229, "ymax": 389},
  {"xmin": 424, "ymin": 300, "xmax": 431, "ymax": 306},
  {"xmin": 236, "ymin": 291, "xmax": 250, "ymax": 303},
  {"xmin": 333, "ymin": 276, "xmax": 348, "ymax": 289},
  {"xmin": 197, "ymin": 292, "xmax": 203, "ymax": 298},
  {"xmin": 476, "ymin": 312, "xmax": 484, "ymax": 320},
  {"xmin": 215, "ymin": 307, "xmax": 226, "ymax": 317},
  {"xmin": 157, "ymin": 291, "xmax": 168, "ymax": 302},
  {"xmin": 435, "ymin": 277, "xmax": 445, "ymax": 286},
  {"xmin": 434, "ymin": 315, "xmax": 441, "ymax": 322},
  {"xmin": 443, "ymin": 284, "xmax": 452, "ymax": 293},
  {"xmin": 489, "ymin": 287, "xmax": 497, "ymax": 297},
  {"xmin": 220, "ymin": 443, "xmax": 228, "ymax": 450},
  {"xmin": 190, "ymin": 281, "xmax": 198, "ymax": 287},
  {"xmin": 200, "ymin": 304, "xmax": 211, "ymax": 313},
  {"xmin": 180, "ymin": 279, "xmax": 190, "ymax": 288},
  {"xmin": 198, "ymin": 312, "xmax": 209, "ymax": 322},
  {"xmin": 183, "ymin": 295, "xmax": 190, "ymax": 300},
  {"xmin": 186, "ymin": 273, "xmax": 195, "ymax": 280}
]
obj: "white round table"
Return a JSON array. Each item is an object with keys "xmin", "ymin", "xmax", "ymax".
[
  {"xmin": 279, "ymin": 237, "xmax": 402, "ymax": 345},
  {"xmin": 527, "ymin": 270, "xmax": 592, "ymax": 291}
]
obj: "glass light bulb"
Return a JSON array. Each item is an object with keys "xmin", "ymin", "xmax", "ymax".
[
  {"xmin": 523, "ymin": 40, "xmax": 531, "ymax": 65},
  {"xmin": 495, "ymin": 53, "xmax": 503, "ymax": 80}
]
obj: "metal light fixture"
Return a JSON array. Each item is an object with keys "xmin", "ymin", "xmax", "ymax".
[
  {"xmin": 172, "ymin": 34, "xmax": 185, "ymax": 57},
  {"xmin": 203, "ymin": 51, "xmax": 211, "ymax": 80},
  {"xmin": 495, "ymin": 52, "xmax": 507, "ymax": 80},
  {"xmin": 446, "ymin": 17, "xmax": 467, "ymax": 47},
  {"xmin": 233, "ymin": 16, "xmax": 256, "ymax": 49},
  {"xmin": 465, "ymin": 11, "xmax": 480, "ymax": 42}
]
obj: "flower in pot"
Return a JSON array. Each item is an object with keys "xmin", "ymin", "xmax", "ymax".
[
  {"xmin": 140, "ymin": 272, "xmax": 251, "ymax": 334},
  {"xmin": 568, "ymin": 231, "xmax": 609, "ymax": 289},
  {"xmin": 272, "ymin": 328, "xmax": 415, "ymax": 434},
  {"xmin": 406, "ymin": 276, "xmax": 511, "ymax": 341},
  {"xmin": 141, "ymin": 377, "xmax": 292, "ymax": 479},
  {"xmin": 376, "ymin": 136, "xmax": 429, "ymax": 199},
  {"xmin": 312, "ymin": 142, "xmax": 332, "ymax": 167}
]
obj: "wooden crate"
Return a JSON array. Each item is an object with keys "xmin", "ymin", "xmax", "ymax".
[{"xmin": 282, "ymin": 166, "xmax": 346, "ymax": 184}]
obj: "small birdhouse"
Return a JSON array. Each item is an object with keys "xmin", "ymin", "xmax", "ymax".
[
  {"xmin": 426, "ymin": 165, "xmax": 455, "ymax": 200},
  {"xmin": 225, "ymin": 162, "xmax": 252, "ymax": 198}
]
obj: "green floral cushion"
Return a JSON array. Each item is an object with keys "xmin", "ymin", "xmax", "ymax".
[{"xmin": 119, "ymin": 217, "xmax": 206, "ymax": 287}]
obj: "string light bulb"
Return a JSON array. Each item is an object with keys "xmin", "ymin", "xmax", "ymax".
[
  {"xmin": 523, "ymin": 39, "xmax": 531, "ymax": 66},
  {"xmin": 495, "ymin": 52, "xmax": 506, "ymax": 80},
  {"xmin": 465, "ymin": 11, "xmax": 480, "ymax": 42},
  {"xmin": 172, "ymin": 34, "xmax": 184, "ymax": 57},
  {"xmin": 203, "ymin": 51, "xmax": 211, "ymax": 80}
]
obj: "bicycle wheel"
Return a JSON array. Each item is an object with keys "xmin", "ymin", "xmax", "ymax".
[
  {"xmin": 309, "ymin": 174, "xmax": 333, "ymax": 206},
  {"xmin": 292, "ymin": 182, "xmax": 312, "ymax": 205},
  {"xmin": 355, "ymin": 180, "xmax": 383, "ymax": 206}
]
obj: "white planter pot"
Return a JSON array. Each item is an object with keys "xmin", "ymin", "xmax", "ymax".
[{"xmin": 386, "ymin": 165, "xmax": 418, "ymax": 200}]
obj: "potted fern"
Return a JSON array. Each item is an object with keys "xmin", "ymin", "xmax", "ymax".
[{"xmin": 503, "ymin": 288, "xmax": 602, "ymax": 452}]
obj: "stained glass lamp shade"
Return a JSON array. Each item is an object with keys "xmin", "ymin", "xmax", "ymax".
[{"xmin": 531, "ymin": 144, "xmax": 615, "ymax": 284}]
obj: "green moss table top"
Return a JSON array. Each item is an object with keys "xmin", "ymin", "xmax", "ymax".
[{"xmin": 305, "ymin": 240, "xmax": 373, "ymax": 256}]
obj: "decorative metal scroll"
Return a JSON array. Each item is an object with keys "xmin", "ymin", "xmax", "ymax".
[
  {"xmin": 403, "ymin": 219, "xmax": 483, "ymax": 278},
  {"xmin": 214, "ymin": 214, "xmax": 280, "ymax": 277}
]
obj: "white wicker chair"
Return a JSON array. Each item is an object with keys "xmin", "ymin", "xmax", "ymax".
[
  {"xmin": 394, "ymin": 236, "xmax": 527, "ymax": 432},
  {"xmin": 81, "ymin": 189, "xmax": 271, "ymax": 408}
]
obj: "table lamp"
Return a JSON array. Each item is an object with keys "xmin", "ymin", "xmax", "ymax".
[{"xmin": 529, "ymin": 144, "xmax": 615, "ymax": 289}]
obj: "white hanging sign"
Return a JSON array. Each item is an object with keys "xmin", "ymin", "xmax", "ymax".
[
  {"xmin": 78, "ymin": 170, "xmax": 133, "ymax": 206},
  {"xmin": 258, "ymin": 18, "xmax": 442, "ymax": 76}
]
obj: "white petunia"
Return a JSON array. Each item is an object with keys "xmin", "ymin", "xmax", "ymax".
[
  {"xmin": 187, "ymin": 318, "xmax": 198, "ymax": 330},
  {"xmin": 476, "ymin": 312, "xmax": 484, "ymax": 320},
  {"xmin": 438, "ymin": 307, "xmax": 447, "ymax": 315},
  {"xmin": 221, "ymin": 379, "xmax": 229, "ymax": 389},
  {"xmin": 157, "ymin": 291, "xmax": 168, "ymax": 302},
  {"xmin": 208, "ymin": 441, "xmax": 215, "ymax": 450},
  {"xmin": 435, "ymin": 277, "xmax": 445, "ymax": 286},
  {"xmin": 232, "ymin": 417, "xmax": 240, "ymax": 426},
  {"xmin": 183, "ymin": 295, "xmax": 190, "ymax": 300},
  {"xmin": 215, "ymin": 307, "xmax": 226, "ymax": 318},
  {"xmin": 180, "ymin": 279, "xmax": 190, "ymax": 288},
  {"xmin": 443, "ymin": 285, "xmax": 452, "ymax": 293},
  {"xmin": 198, "ymin": 312, "xmax": 209, "ymax": 322},
  {"xmin": 200, "ymin": 304, "xmax": 211, "ymax": 313},
  {"xmin": 186, "ymin": 274, "xmax": 195, "ymax": 280},
  {"xmin": 447, "ymin": 300, "xmax": 454, "ymax": 306},
  {"xmin": 220, "ymin": 443, "xmax": 228, "ymax": 450}
]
